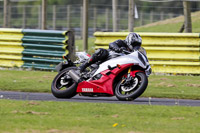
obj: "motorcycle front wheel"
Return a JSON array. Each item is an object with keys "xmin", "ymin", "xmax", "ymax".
[
  {"xmin": 115, "ymin": 72, "xmax": 148, "ymax": 101},
  {"xmin": 51, "ymin": 67, "xmax": 78, "ymax": 98}
]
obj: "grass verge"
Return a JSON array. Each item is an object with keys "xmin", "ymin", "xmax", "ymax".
[
  {"xmin": 135, "ymin": 11, "xmax": 200, "ymax": 33},
  {"xmin": 0, "ymin": 70, "xmax": 200, "ymax": 99},
  {"xmin": 0, "ymin": 99, "xmax": 199, "ymax": 133}
]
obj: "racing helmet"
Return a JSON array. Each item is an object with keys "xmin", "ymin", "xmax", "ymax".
[{"xmin": 125, "ymin": 33, "xmax": 142, "ymax": 51}]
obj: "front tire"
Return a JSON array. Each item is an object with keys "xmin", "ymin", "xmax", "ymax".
[
  {"xmin": 115, "ymin": 72, "xmax": 148, "ymax": 101},
  {"xmin": 51, "ymin": 67, "xmax": 78, "ymax": 98}
]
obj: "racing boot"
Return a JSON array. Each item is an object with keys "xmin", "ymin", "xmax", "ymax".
[{"xmin": 78, "ymin": 61, "xmax": 90, "ymax": 73}]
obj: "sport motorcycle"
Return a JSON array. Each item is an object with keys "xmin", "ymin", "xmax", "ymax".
[{"xmin": 51, "ymin": 48, "xmax": 151, "ymax": 101}]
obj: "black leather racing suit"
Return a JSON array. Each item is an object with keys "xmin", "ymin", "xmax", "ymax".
[{"xmin": 79, "ymin": 39, "xmax": 140, "ymax": 72}]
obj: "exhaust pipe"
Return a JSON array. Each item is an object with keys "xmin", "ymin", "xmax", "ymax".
[{"xmin": 68, "ymin": 70, "xmax": 83, "ymax": 83}]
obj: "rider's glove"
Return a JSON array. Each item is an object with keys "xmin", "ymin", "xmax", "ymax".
[
  {"xmin": 119, "ymin": 47, "xmax": 127, "ymax": 52},
  {"xmin": 114, "ymin": 48, "xmax": 121, "ymax": 53},
  {"xmin": 115, "ymin": 47, "xmax": 126, "ymax": 53}
]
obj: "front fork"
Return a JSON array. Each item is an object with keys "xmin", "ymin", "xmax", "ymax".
[
  {"xmin": 121, "ymin": 67, "xmax": 143, "ymax": 84},
  {"xmin": 121, "ymin": 67, "xmax": 132, "ymax": 84}
]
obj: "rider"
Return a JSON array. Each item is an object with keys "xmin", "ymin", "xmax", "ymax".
[{"xmin": 79, "ymin": 32, "xmax": 142, "ymax": 72}]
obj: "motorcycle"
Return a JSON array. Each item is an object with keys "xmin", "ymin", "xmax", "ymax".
[{"xmin": 51, "ymin": 48, "xmax": 151, "ymax": 101}]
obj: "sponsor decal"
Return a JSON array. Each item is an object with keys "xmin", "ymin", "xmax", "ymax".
[{"xmin": 82, "ymin": 88, "xmax": 94, "ymax": 92}]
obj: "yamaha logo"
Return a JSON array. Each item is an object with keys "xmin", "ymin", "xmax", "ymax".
[{"xmin": 82, "ymin": 88, "xmax": 94, "ymax": 92}]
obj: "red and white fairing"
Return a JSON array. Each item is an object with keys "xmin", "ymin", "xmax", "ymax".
[{"xmin": 76, "ymin": 50, "xmax": 151, "ymax": 95}]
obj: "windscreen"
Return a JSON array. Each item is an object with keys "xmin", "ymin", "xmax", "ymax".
[{"xmin": 138, "ymin": 47, "xmax": 147, "ymax": 56}]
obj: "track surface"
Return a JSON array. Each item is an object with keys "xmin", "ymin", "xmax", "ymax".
[{"xmin": 0, "ymin": 91, "xmax": 200, "ymax": 106}]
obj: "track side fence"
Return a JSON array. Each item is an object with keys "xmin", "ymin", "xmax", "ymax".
[{"xmin": 0, "ymin": 28, "xmax": 75, "ymax": 70}]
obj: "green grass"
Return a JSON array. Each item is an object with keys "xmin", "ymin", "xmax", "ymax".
[
  {"xmin": 0, "ymin": 70, "xmax": 200, "ymax": 99},
  {"xmin": 75, "ymin": 38, "xmax": 96, "ymax": 54},
  {"xmin": 0, "ymin": 70, "xmax": 56, "ymax": 93},
  {"xmin": 144, "ymin": 74, "xmax": 200, "ymax": 99},
  {"xmin": 135, "ymin": 11, "xmax": 200, "ymax": 33},
  {"xmin": 135, "ymin": 22, "xmax": 184, "ymax": 33},
  {"xmin": 0, "ymin": 99, "xmax": 199, "ymax": 133}
]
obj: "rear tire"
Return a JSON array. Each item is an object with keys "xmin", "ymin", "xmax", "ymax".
[
  {"xmin": 51, "ymin": 67, "xmax": 78, "ymax": 98},
  {"xmin": 115, "ymin": 72, "xmax": 148, "ymax": 101}
]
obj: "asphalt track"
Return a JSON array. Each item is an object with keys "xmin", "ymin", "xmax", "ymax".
[{"xmin": 0, "ymin": 91, "xmax": 200, "ymax": 106}]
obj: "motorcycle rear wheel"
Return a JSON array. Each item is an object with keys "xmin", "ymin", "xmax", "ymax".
[
  {"xmin": 51, "ymin": 67, "xmax": 78, "ymax": 98},
  {"xmin": 115, "ymin": 72, "xmax": 148, "ymax": 101}
]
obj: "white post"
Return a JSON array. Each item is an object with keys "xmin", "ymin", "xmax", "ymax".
[
  {"xmin": 183, "ymin": 1, "xmax": 192, "ymax": 33},
  {"xmin": 83, "ymin": 0, "xmax": 88, "ymax": 51},
  {"xmin": 128, "ymin": 0, "xmax": 135, "ymax": 32},
  {"xmin": 52, "ymin": 5, "xmax": 56, "ymax": 30},
  {"xmin": 41, "ymin": 0, "xmax": 47, "ymax": 30},
  {"xmin": 105, "ymin": 8, "xmax": 109, "ymax": 31},
  {"xmin": 3, "ymin": 0, "xmax": 10, "ymax": 28},
  {"xmin": 67, "ymin": 5, "xmax": 71, "ymax": 30},
  {"xmin": 112, "ymin": 0, "xmax": 118, "ymax": 32}
]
